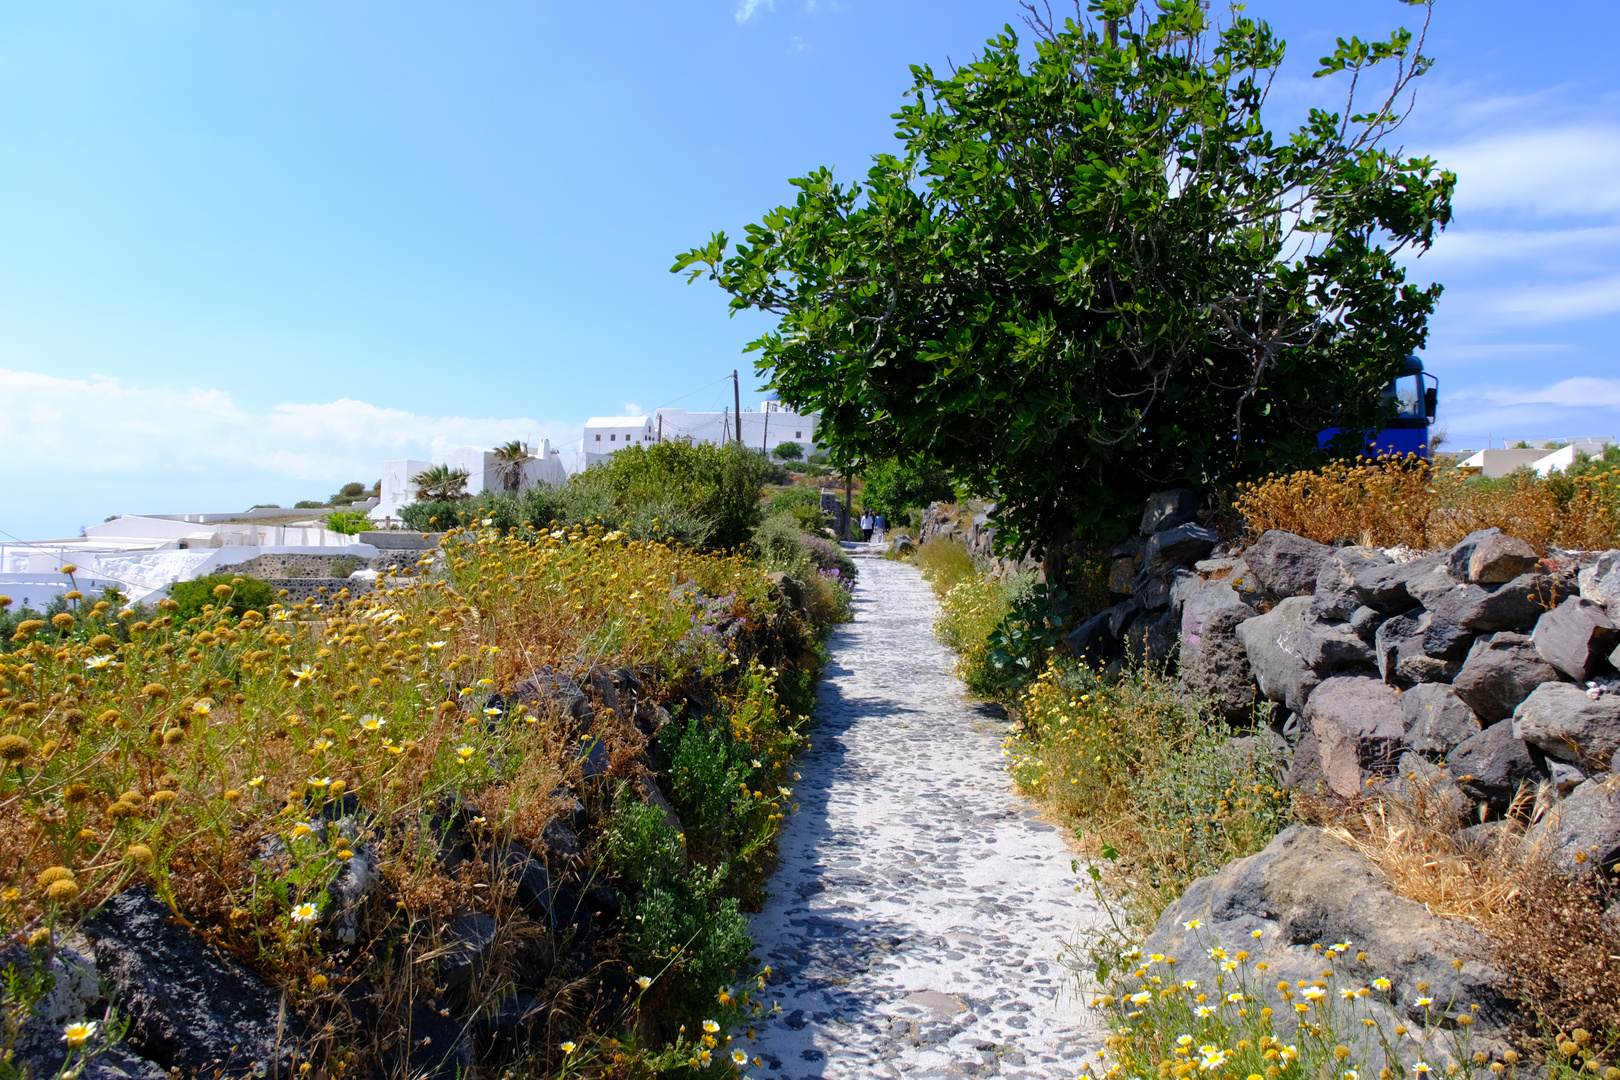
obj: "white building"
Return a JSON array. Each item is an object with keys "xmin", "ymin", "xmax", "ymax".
[
  {"xmin": 0, "ymin": 513, "xmax": 372, "ymax": 608},
  {"xmin": 583, "ymin": 401, "xmax": 819, "ymax": 456},
  {"xmin": 374, "ymin": 441, "xmax": 568, "ymax": 523},
  {"xmin": 1455, "ymin": 438, "xmax": 1616, "ymax": 479}
]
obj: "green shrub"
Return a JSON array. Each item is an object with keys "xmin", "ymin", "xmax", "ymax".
[
  {"xmin": 327, "ymin": 481, "xmax": 367, "ymax": 504},
  {"xmin": 328, "ymin": 555, "xmax": 361, "ymax": 579},
  {"xmin": 323, "ymin": 509, "xmax": 371, "ymax": 535},
  {"xmin": 294, "ymin": 500, "xmax": 325, "ymax": 509},
  {"xmin": 860, "ymin": 458, "xmax": 953, "ymax": 521},
  {"xmin": 934, "ymin": 574, "xmax": 1013, "ymax": 696},
  {"xmin": 168, "ymin": 574, "xmax": 275, "ymax": 622},
  {"xmin": 914, "ymin": 536, "xmax": 979, "ymax": 595},
  {"xmin": 773, "ymin": 441, "xmax": 804, "ymax": 461},
  {"xmin": 1007, "ymin": 660, "xmax": 1289, "ymax": 923},
  {"xmin": 397, "ymin": 499, "xmax": 463, "ymax": 531}
]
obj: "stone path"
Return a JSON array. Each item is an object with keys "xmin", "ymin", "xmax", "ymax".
[{"xmin": 735, "ymin": 555, "xmax": 1105, "ymax": 1079}]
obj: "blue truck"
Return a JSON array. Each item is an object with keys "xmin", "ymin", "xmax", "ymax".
[{"xmin": 1317, "ymin": 354, "xmax": 1438, "ymax": 459}]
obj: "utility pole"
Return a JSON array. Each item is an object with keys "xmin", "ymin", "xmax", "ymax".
[
  {"xmin": 762, "ymin": 409, "xmax": 770, "ymax": 455},
  {"xmin": 732, "ymin": 369, "xmax": 742, "ymax": 444},
  {"xmin": 656, "ymin": 413, "xmax": 663, "ymax": 443}
]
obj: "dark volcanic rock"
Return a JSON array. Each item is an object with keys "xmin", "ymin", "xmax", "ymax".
[
  {"xmin": 1446, "ymin": 528, "xmax": 1540, "ymax": 585},
  {"xmin": 1243, "ymin": 531, "xmax": 1335, "ymax": 602},
  {"xmin": 1533, "ymin": 596, "xmax": 1620, "ymax": 683},
  {"xmin": 1401, "ymin": 682, "xmax": 1481, "ymax": 757},
  {"xmin": 1066, "ymin": 609, "xmax": 1125, "ymax": 668},
  {"xmin": 1236, "ymin": 597, "xmax": 1320, "ymax": 712},
  {"xmin": 1180, "ymin": 604, "xmax": 1259, "ymax": 721},
  {"xmin": 1513, "ymin": 681, "xmax": 1620, "ymax": 765},
  {"xmin": 83, "ymin": 885, "xmax": 299, "ymax": 1078},
  {"xmin": 404, "ymin": 1000, "xmax": 478, "ymax": 1080},
  {"xmin": 1313, "ymin": 547, "xmax": 1394, "ymax": 621},
  {"xmin": 1375, "ymin": 611, "xmax": 1461, "ymax": 688},
  {"xmin": 1448, "ymin": 721, "xmax": 1543, "ymax": 810},
  {"xmin": 1124, "ymin": 608, "xmax": 1180, "ymax": 666},
  {"xmin": 1354, "ymin": 554, "xmax": 1447, "ymax": 614},
  {"xmin": 1525, "ymin": 778, "xmax": 1620, "ymax": 875},
  {"xmin": 1139, "ymin": 827, "xmax": 1515, "ymax": 1052},
  {"xmin": 1140, "ymin": 488, "xmax": 1201, "ymax": 534},
  {"xmin": 1286, "ymin": 675, "xmax": 1405, "ymax": 798},
  {"xmin": 1452, "ymin": 632, "xmax": 1564, "ymax": 723},
  {"xmin": 1145, "ymin": 523, "xmax": 1218, "ymax": 567},
  {"xmin": 1580, "ymin": 550, "xmax": 1620, "ymax": 610}
]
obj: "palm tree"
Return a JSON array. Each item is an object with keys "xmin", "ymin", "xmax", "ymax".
[
  {"xmin": 492, "ymin": 440, "xmax": 535, "ymax": 493},
  {"xmin": 410, "ymin": 464, "xmax": 470, "ymax": 502}
]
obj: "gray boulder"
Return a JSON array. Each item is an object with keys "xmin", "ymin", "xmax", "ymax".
[
  {"xmin": 1524, "ymin": 777, "xmax": 1620, "ymax": 875},
  {"xmin": 1355, "ymin": 554, "xmax": 1448, "ymax": 613},
  {"xmin": 1579, "ymin": 550, "xmax": 1620, "ymax": 611},
  {"xmin": 1448, "ymin": 721, "xmax": 1543, "ymax": 811},
  {"xmin": 1066, "ymin": 608, "xmax": 1125, "ymax": 668},
  {"xmin": 1313, "ymin": 546, "xmax": 1393, "ymax": 621},
  {"xmin": 1243, "ymin": 530, "xmax": 1334, "ymax": 601},
  {"xmin": 1418, "ymin": 595, "xmax": 1479, "ymax": 662},
  {"xmin": 1375, "ymin": 611, "xmax": 1461, "ymax": 687},
  {"xmin": 1141, "ymin": 488, "xmax": 1201, "ymax": 534},
  {"xmin": 1124, "ymin": 609, "xmax": 1181, "ymax": 666},
  {"xmin": 1286, "ymin": 675, "xmax": 1404, "ymax": 797},
  {"xmin": 1145, "ymin": 522, "xmax": 1219, "ymax": 567},
  {"xmin": 1533, "ymin": 596, "xmax": 1620, "ymax": 683},
  {"xmin": 1236, "ymin": 597, "xmax": 1320, "ymax": 712},
  {"xmin": 1425, "ymin": 574, "xmax": 1557, "ymax": 636},
  {"xmin": 1172, "ymin": 569, "xmax": 1238, "ymax": 656},
  {"xmin": 1452, "ymin": 632, "xmax": 1564, "ymax": 723},
  {"xmin": 1513, "ymin": 681, "xmax": 1620, "ymax": 765},
  {"xmin": 1350, "ymin": 604, "xmax": 1387, "ymax": 643},
  {"xmin": 83, "ymin": 886, "xmax": 300, "ymax": 1078},
  {"xmin": 1180, "ymin": 604, "xmax": 1259, "ymax": 721},
  {"xmin": 1408, "ymin": 566, "xmax": 1464, "ymax": 608},
  {"xmin": 1446, "ymin": 527, "xmax": 1540, "ymax": 585},
  {"xmin": 1138, "ymin": 827, "xmax": 1515, "ymax": 1053},
  {"xmin": 1402, "ymin": 682, "xmax": 1481, "ymax": 757}
]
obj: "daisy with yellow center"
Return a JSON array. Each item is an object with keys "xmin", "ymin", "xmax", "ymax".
[
  {"xmin": 291, "ymin": 902, "xmax": 318, "ymax": 923},
  {"xmin": 62, "ymin": 1021, "xmax": 96, "ymax": 1047}
]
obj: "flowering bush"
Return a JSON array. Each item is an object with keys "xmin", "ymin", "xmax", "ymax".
[
  {"xmin": 0, "ymin": 520, "xmax": 828, "ymax": 1077},
  {"xmin": 1004, "ymin": 660, "xmax": 1290, "ymax": 923},
  {"xmin": 1085, "ymin": 929, "xmax": 1519, "ymax": 1080},
  {"xmin": 1235, "ymin": 456, "xmax": 1620, "ymax": 552}
]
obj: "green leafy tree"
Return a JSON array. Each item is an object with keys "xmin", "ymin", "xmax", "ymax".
[
  {"xmin": 675, "ymin": 1, "xmax": 1453, "ymax": 569},
  {"xmin": 772, "ymin": 441, "xmax": 805, "ymax": 462},
  {"xmin": 860, "ymin": 458, "xmax": 954, "ymax": 522},
  {"xmin": 410, "ymin": 464, "xmax": 470, "ymax": 502}
]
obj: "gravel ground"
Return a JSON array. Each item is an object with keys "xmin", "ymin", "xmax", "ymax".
[{"xmin": 735, "ymin": 554, "xmax": 1106, "ymax": 1079}]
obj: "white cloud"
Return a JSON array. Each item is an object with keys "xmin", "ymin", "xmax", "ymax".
[
  {"xmin": 1432, "ymin": 126, "xmax": 1620, "ymax": 217},
  {"xmin": 735, "ymin": 0, "xmax": 773, "ymax": 23},
  {"xmin": 623, "ymin": 402, "xmax": 645, "ymax": 416},
  {"xmin": 1472, "ymin": 377, "xmax": 1620, "ymax": 409},
  {"xmin": 0, "ymin": 367, "xmax": 581, "ymax": 482},
  {"xmin": 1416, "ymin": 225, "xmax": 1620, "ymax": 270},
  {"xmin": 1437, "ymin": 377, "xmax": 1620, "ymax": 447},
  {"xmin": 1461, "ymin": 274, "xmax": 1620, "ymax": 324}
]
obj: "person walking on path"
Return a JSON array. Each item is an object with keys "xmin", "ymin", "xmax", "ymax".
[
  {"xmin": 859, "ymin": 511, "xmax": 874, "ymax": 541},
  {"xmin": 736, "ymin": 555, "xmax": 1103, "ymax": 1078},
  {"xmin": 873, "ymin": 512, "xmax": 887, "ymax": 543}
]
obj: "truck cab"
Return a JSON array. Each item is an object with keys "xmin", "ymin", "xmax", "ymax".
[{"xmin": 1318, "ymin": 354, "xmax": 1438, "ymax": 459}]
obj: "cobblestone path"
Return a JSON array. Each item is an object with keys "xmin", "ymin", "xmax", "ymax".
[{"xmin": 735, "ymin": 555, "xmax": 1105, "ymax": 1079}]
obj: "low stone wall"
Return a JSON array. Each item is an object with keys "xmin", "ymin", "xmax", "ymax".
[{"xmin": 910, "ymin": 500, "xmax": 1040, "ymax": 580}]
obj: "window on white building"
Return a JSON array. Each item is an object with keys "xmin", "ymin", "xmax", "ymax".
[
  {"xmin": 795, "ymin": 431, "xmax": 802, "ymax": 438},
  {"xmin": 595, "ymin": 434, "xmax": 601, "ymax": 441}
]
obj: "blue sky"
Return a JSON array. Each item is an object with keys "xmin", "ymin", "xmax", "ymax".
[{"xmin": 2, "ymin": 0, "xmax": 1617, "ymax": 539}]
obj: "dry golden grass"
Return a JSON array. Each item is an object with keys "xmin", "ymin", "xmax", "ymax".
[{"xmin": 1236, "ymin": 456, "xmax": 1620, "ymax": 552}]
